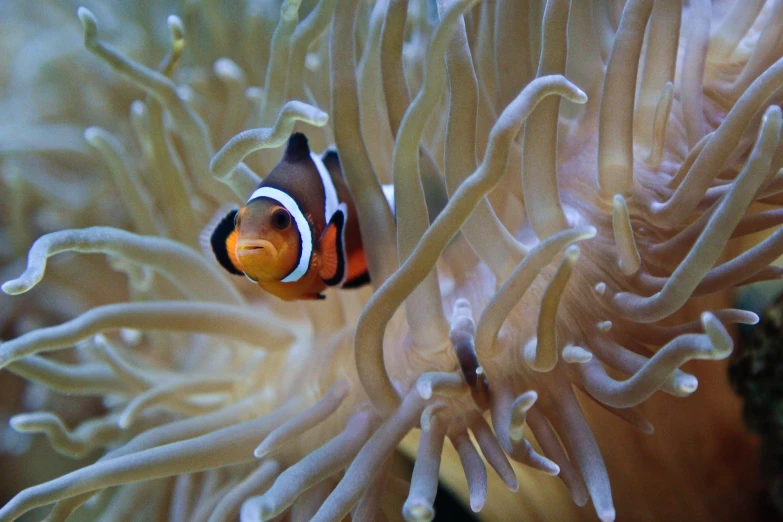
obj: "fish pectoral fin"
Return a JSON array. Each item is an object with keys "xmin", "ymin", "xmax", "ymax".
[
  {"xmin": 205, "ymin": 208, "xmax": 244, "ymax": 276},
  {"xmin": 318, "ymin": 204, "xmax": 347, "ymax": 287}
]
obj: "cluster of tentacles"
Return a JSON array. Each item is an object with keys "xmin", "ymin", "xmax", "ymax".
[{"xmin": 1, "ymin": 0, "xmax": 783, "ymax": 521}]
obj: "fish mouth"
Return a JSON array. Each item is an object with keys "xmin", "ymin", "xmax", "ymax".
[{"xmin": 236, "ymin": 239, "xmax": 278, "ymax": 258}]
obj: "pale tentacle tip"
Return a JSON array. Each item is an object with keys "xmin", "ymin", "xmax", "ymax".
[
  {"xmin": 312, "ymin": 111, "xmax": 329, "ymax": 126},
  {"xmin": 130, "ymin": 100, "xmax": 146, "ymax": 117},
  {"xmin": 246, "ymin": 86, "xmax": 264, "ymax": 102},
  {"xmin": 541, "ymin": 459, "xmax": 560, "ymax": 476},
  {"xmin": 176, "ymin": 85, "xmax": 194, "ymax": 102},
  {"xmin": 8, "ymin": 414, "xmax": 30, "ymax": 431},
  {"xmin": 77, "ymin": 7, "xmax": 98, "ymax": 43},
  {"xmin": 416, "ymin": 379, "xmax": 433, "ymax": 400},
  {"xmin": 763, "ymin": 104, "xmax": 783, "ymax": 123},
  {"xmin": 252, "ymin": 444, "xmax": 267, "ymax": 459},
  {"xmin": 510, "ymin": 392, "xmax": 538, "ymax": 441},
  {"xmin": 516, "ymin": 390, "xmax": 538, "ymax": 411},
  {"xmin": 469, "ymin": 496, "xmax": 485, "ymax": 513},
  {"xmin": 253, "ymin": 421, "xmax": 300, "ymax": 456},
  {"xmin": 281, "ymin": 0, "xmax": 302, "ymax": 21},
  {"xmin": 596, "ymin": 320, "xmax": 612, "ymax": 333},
  {"xmin": 746, "ymin": 312, "xmax": 760, "ymax": 325},
  {"xmin": 593, "ymin": 282, "xmax": 607, "ymax": 296},
  {"xmin": 649, "ymin": 199, "xmax": 665, "ymax": 214},
  {"xmin": 562, "ymin": 345, "xmax": 592, "ymax": 364},
  {"xmin": 120, "ymin": 328, "xmax": 143, "ymax": 345},
  {"xmin": 598, "ymin": 507, "xmax": 617, "ymax": 522},
  {"xmin": 571, "ymin": 86, "xmax": 589, "ymax": 104},
  {"xmin": 83, "ymin": 126, "xmax": 103, "ymax": 146},
  {"xmin": 166, "ymin": 15, "xmax": 184, "ymax": 39},
  {"xmin": 240, "ymin": 495, "xmax": 272, "ymax": 522},
  {"xmin": 520, "ymin": 440, "xmax": 559, "ymax": 475},
  {"xmin": 640, "ymin": 420, "xmax": 655, "ymax": 435},
  {"xmin": 506, "ymin": 477, "xmax": 520, "ymax": 492},
  {"xmin": 701, "ymin": 312, "xmax": 732, "ymax": 357},
  {"xmin": 674, "ymin": 375, "xmax": 699, "ymax": 395},
  {"xmin": 117, "ymin": 413, "xmax": 133, "ymax": 430},
  {"xmin": 403, "ymin": 503, "xmax": 434, "ymax": 522},
  {"xmin": 305, "ymin": 52, "xmax": 321, "ymax": 71},
  {"xmin": 1, "ymin": 280, "xmax": 26, "ymax": 295},
  {"xmin": 522, "ymin": 337, "xmax": 537, "ymax": 367},
  {"xmin": 84, "ymin": 494, "xmax": 100, "ymax": 508},
  {"xmin": 214, "ymin": 58, "xmax": 242, "ymax": 79},
  {"xmin": 280, "ymin": 100, "xmax": 329, "ymax": 127}
]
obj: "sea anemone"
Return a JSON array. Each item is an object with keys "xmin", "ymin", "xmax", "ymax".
[{"xmin": 0, "ymin": 0, "xmax": 780, "ymax": 520}]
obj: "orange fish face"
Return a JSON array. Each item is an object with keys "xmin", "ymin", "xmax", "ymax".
[{"xmin": 234, "ymin": 199, "xmax": 302, "ymax": 282}]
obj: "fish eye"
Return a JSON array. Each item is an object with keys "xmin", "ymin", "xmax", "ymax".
[{"xmin": 271, "ymin": 208, "xmax": 291, "ymax": 230}]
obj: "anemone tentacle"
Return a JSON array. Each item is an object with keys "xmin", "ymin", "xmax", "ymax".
[{"xmin": 0, "ymin": 1, "xmax": 778, "ymax": 521}]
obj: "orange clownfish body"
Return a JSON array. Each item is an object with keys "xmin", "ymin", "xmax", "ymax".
[{"xmin": 204, "ymin": 133, "xmax": 369, "ymax": 300}]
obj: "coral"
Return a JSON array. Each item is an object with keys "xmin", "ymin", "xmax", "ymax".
[{"xmin": 1, "ymin": 0, "xmax": 782, "ymax": 520}]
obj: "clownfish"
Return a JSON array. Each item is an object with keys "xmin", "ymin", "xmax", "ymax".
[{"xmin": 203, "ymin": 133, "xmax": 370, "ymax": 300}]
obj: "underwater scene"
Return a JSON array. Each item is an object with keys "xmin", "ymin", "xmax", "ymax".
[{"xmin": 1, "ymin": 0, "xmax": 783, "ymax": 520}]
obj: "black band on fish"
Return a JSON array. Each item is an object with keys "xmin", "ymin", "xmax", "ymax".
[
  {"xmin": 209, "ymin": 209, "xmax": 244, "ymax": 276},
  {"xmin": 322, "ymin": 206, "xmax": 347, "ymax": 287},
  {"xmin": 342, "ymin": 270, "xmax": 371, "ymax": 289}
]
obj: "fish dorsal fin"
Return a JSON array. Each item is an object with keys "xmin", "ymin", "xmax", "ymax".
[
  {"xmin": 318, "ymin": 203, "xmax": 347, "ymax": 286},
  {"xmin": 284, "ymin": 132, "xmax": 311, "ymax": 162},
  {"xmin": 202, "ymin": 208, "xmax": 244, "ymax": 276},
  {"xmin": 321, "ymin": 149, "xmax": 341, "ymax": 174}
]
